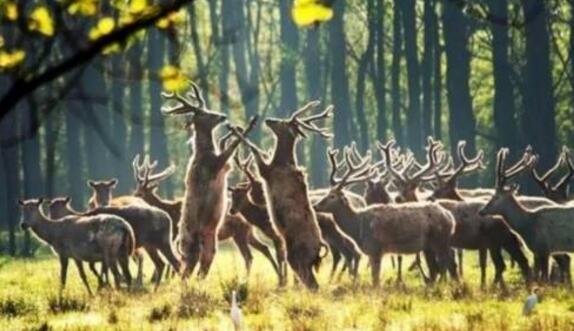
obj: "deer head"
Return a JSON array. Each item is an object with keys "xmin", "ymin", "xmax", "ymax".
[
  {"xmin": 480, "ymin": 148, "xmax": 534, "ymax": 215},
  {"xmin": 228, "ymin": 183, "xmax": 252, "ymax": 215},
  {"xmin": 132, "ymin": 154, "xmax": 176, "ymax": 200},
  {"xmin": 429, "ymin": 141, "xmax": 485, "ymax": 200},
  {"xmin": 377, "ymin": 137, "xmax": 444, "ymax": 202},
  {"xmin": 87, "ymin": 179, "xmax": 118, "ymax": 207},
  {"xmin": 18, "ymin": 198, "xmax": 44, "ymax": 230},
  {"xmin": 314, "ymin": 146, "xmax": 374, "ymax": 212},
  {"xmin": 234, "ymin": 154, "xmax": 266, "ymax": 205},
  {"xmin": 530, "ymin": 146, "xmax": 574, "ymax": 203},
  {"xmin": 46, "ymin": 196, "xmax": 72, "ymax": 219}
]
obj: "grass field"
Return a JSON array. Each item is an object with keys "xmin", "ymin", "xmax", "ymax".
[{"xmin": 1, "ymin": 244, "xmax": 574, "ymax": 331}]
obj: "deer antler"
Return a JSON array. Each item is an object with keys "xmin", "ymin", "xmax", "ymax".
[
  {"xmin": 376, "ymin": 139, "xmax": 408, "ymax": 186},
  {"xmin": 161, "ymin": 81, "xmax": 206, "ymax": 115},
  {"xmin": 437, "ymin": 141, "xmax": 484, "ymax": 184},
  {"xmin": 290, "ymin": 102, "xmax": 334, "ymax": 138},
  {"xmin": 495, "ymin": 147, "xmax": 535, "ymax": 189},
  {"xmin": 531, "ymin": 149, "xmax": 563, "ymax": 190},
  {"xmin": 328, "ymin": 147, "xmax": 374, "ymax": 190},
  {"xmin": 553, "ymin": 147, "xmax": 574, "ymax": 192}
]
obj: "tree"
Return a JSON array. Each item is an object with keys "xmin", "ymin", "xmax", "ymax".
[
  {"xmin": 372, "ymin": 0, "xmax": 388, "ymax": 141},
  {"xmin": 391, "ymin": 0, "xmax": 404, "ymax": 145}
]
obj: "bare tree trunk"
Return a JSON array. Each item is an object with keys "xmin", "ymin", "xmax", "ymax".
[
  {"xmin": 521, "ymin": 0, "xmax": 556, "ymax": 187},
  {"xmin": 0, "ymin": 109, "xmax": 21, "ymax": 256},
  {"xmin": 399, "ymin": 0, "xmax": 422, "ymax": 154},
  {"xmin": 432, "ymin": 6, "xmax": 442, "ymax": 139},
  {"xmin": 372, "ymin": 0, "xmax": 387, "ymax": 141},
  {"xmin": 211, "ymin": 0, "xmax": 231, "ymax": 114},
  {"xmin": 190, "ymin": 5, "xmax": 210, "ymax": 106},
  {"xmin": 391, "ymin": 0, "xmax": 404, "ymax": 145},
  {"xmin": 109, "ymin": 54, "xmax": 130, "ymax": 195},
  {"xmin": 20, "ymin": 98, "xmax": 44, "ymax": 256},
  {"xmin": 65, "ymin": 98, "xmax": 86, "ymax": 210},
  {"xmin": 307, "ymin": 29, "xmax": 328, "ymax": 187},
  {"xmin": 128, "ymin": 44, "xmax": 145, "ymax": 160},
  {"xmin": 487, "ymin": 0, "xmax": 520, "ymax": 152},
  {"xmin": 44, "ymin": 107, "xmax": 58, "ymax": 198},
  {"xmin": 422, "ymin": 0, "xmax": 434, "ymax": 140},
  {"xmin": 330, "ymin": 0, "xmax": 353, "ymax": 148},
  {"xmin": 442, "ymin": 0, "xmax": 477, "ymax": 159},
  {"xmin": 355, "ymin": 0, "xmax": 375, "ymax": 151}
]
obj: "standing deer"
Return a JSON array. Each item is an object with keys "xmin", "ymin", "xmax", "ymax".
[
  {"xmin": 19, "ymin": 199, "xmax": 134, "ymax": 294},
  {"xmin": 132, "ymin": 155, "xmax": 279, "ymax": 279},
  {"xmin": 87, "ymin": 179, "xmax": 118, "ymax": 209},
  {"xmin": 227, "ymin": 101, "xmax": 332, "ymax": 290},
  {"xmin": 161, "ymin": 82, "xmax": 256, "ymax": 279},
  {"xmin": 314, "ymin": 147, "xmax": 457, "ymax": 286},
  {"xmin": 480, "ymin": 148, "xmax": 574, "ymax": 283}
]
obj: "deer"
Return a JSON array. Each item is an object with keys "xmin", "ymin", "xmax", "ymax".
[
  {"xmin": 226, "ymin": 101, "xmax": 333, "ymax": 290},
  {"xmin": 87, "ymin": 179, "xmax": 117, "ymax": 209},
  {"xmin": 529, "ymin": 146, "xmax": 574, "ymax": 204},
  {"xmin": 161, "ymin": 81, "xmax": 257, "ymax": 279},
  {"xmin": 132, "ymin": 155, "xmax": 279, "ymax": 280},
  {"xmin": 52, "ymin": 197, "xmax": 180, "ymax": 288},
  {"xmin": 479, "ymin": 148, "xmax": 574, "ymax": 283},
  {"xmin": 18, "ymin": 199, "xmax": 135, "ymax": 295},
  {"xmin": 314, "ymin": 146, "xmax": 457, "ymax": 286}
]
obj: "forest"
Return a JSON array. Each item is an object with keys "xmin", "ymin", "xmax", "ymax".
[
  {"xmin": 2, "ymin": 0, "xmax": 573, "ymax": 256},
  {"xmin": 3, "ymin": 1, "xmax": 574, "ymax": 330}
]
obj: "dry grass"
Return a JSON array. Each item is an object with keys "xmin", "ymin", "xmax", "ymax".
[{"xmin": 1, "ymin": 243, "xmax": 574, "ymax": 330}]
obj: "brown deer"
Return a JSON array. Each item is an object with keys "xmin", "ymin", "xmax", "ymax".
[
  {"xmin": 480, "ymin": 148, "xmax": 574, "ymax": 283},
  {"xmin": 87, "ymin": 179, "xmax": 118, "ymax": 209},
  {"xmin": 132, "ymin": 155, "xmax": 279, "ymax": 279},
  {"xmin": 226, "ymin": 101, "xmax": 332, "ymax": 290},
  {"xmin": 530, "ymin": 146, "xmax": 574, "ymax": 204},
  {"xmin": 314, "ymin": 147, "xmax": 457, "ymax": 286},
  {"xmin": 19, "ymin": 199, "xmax": 134, "ymax": 294},
  {"xmin": 161, "ymin": 81, "xmax": 257, "ymax": 279},
  {"xmin": 55, "ymin": 198, "xmax": 180, "ymax": 288}
]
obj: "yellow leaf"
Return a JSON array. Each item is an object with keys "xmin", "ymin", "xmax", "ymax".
[
  {"xmin": 292, "ymin": 0, "xmax": 333, "ymax": 27},
  {"xmin": 0, "ymin": 49, "xmax": 25, "ymax": 69},
  {"xmin": 0, "ymin": 35, "xmax": 4, "ymax": 48},
  {"xmin": 68, "ymin": 0, "xmax": 98, "ymax": 16},
  {"xmin": 129, "ymin": 0, "xmax": 147, "ymax": 14},
  {"xmin": 103, "ymin": 43, "xmax": 121, "ymax": 55},
  {"xmin": 28, "ymin": 7, "xmax": 55, "ymax": 37},
  {"xmin": 159, "ymin": 65, "xmax": 187, "ymax": 92},
  {"xmin": 3, "ymin": 1, "xmax": 18, "ymax": 21},
  {"xmin": 89, "ymin": 17, "xmax": 115, "ymax": 40}
]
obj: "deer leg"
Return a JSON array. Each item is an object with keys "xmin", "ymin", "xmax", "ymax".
[
  {"xmin": 489, "ymin": 247, "xmax": 506, "ymax": 289},
  {"xmin": 553, "ymin": 254, "xmax": 571, "ymax": 286},
  {"xmin": 146, "ymin": 248, "xmax": 165, "ymax": 289},
  {"xmin": 59, "ymin": 256, "xmax": 69, "ymax": 293},
  {"xmin": 73, "ymin": 260, "xmax": 93, "ymax": 296},
  {"xmin": 479, "ymin": 248, "xmax": 487, "ymax": 289},
  {"xmin": 89, "ymin": 262, "xmax": 105, "ymax": 289},
  {"xmin": 233, "ymin": 235, "xmax": 254, "ymax": 277},
  {"xmin": 391, "ymin": 256, "xmax": 396, "ymax": 269},
  {"xmin": 180, "ymin": 234, "xmax": 201, "ymax": 280},
  {"xmin": 396, "ymin": 255, "xmax": 403, "ymax": 283},
  {"xmin": 157, "ymin": 237, "xmax": 181, "ymax": 277},
  {"xmin": 501, "ymin": 240, "xmax": 531, "ymax": 285},
  {"xmin": 537, "ymin": 253, "xmax": 550, "ymax": 282},
  {"xmin": 198, "ymin": 232, "xmax": 218, "ymax": 279},
  {"xmin": 330, "ymin": 248, "xmax": 342, "ymax": 281},
  {"xmin": 133, "ymin": 250, "xmax": 144, "ymax": 288},
  {"xmin": 370, "ymin": 252, "xmax": 383, "ymax": 287},
  {"xmin": 248, "ymin": 234, "xmax": 280, "ymax": 278},
  {"xmin": 423, "ymin": 249, "xmax": 438, "ymax": 284},
  {"xmin": 273, "ymin": 239, "xmax": 287, "ymax": 287},
  {"xmin": 457, "ymin": 249, "xmax": 464, "ymax": 277},
  {"xmin": 118, "ymin": 253, "xmax": 132, "ymax": 289}
]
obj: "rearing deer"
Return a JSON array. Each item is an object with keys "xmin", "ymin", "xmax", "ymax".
[
  {"xmin": 161, "ymin": 82, "xmax": 256, "ymax": 279},
  {"xmin": 227, "ymin": 101, "xmax": 332, "ymax": 290}
]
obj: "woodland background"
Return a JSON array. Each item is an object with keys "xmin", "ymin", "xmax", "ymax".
[{"xmin": 0, "ymin": 0, "xmax": 573, "ymax": 256}]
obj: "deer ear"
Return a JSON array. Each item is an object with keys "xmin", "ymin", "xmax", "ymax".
[
  {"xmin": 87, "ymin": 180, "xmax": 96, "ymax": 188},
  {"xmin": 37, "ymin": 198, "xmax": 44, "ymax": 204},
  {"xmin": 17, "ymin": 199, "xmax": 24, "ymax": 206},
  {"xmin": 64, "ymin": 196, "xmax": 71, "ymax": 204},
  {"xmin": 109, "ymin": 179, "xmax": 118, "ymax": 188},
  {"xmin": 509, "ymin": 183, "xmax": 520, "ymax": 193}
]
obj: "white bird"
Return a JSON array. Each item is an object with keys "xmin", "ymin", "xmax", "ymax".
[
  {"xmin": 230, "ymin": 290, "xmax": 243, "ymax": 330},
  {"xmin": 522, "ymin": 288, "xmax": 540, "ymax": 316}
]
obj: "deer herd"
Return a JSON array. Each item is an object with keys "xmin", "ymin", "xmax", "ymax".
[{"xmin": 17, "ymin": 82, "xmax": 574, "ymax": 294}]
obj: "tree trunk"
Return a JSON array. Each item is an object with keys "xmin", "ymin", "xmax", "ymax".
[
  {"xmin": 20, "ymin": 98, "xmax": 44, "ymax": 256},
  {"xmin": 148, "ymin": 29, "xmax": 173, "ymax": 197},
  {"xmin": 128, "ymin": 44, "xmax": 145, "ymax": 161},
  {"xmin": 432, "ymin": 6, "xmax": 442, "ymax": 139},
  {"xmin": 399, "ymin": 0, "xmax": 422, "ymax": 154},
  {"xmin": 442, "ymin": 0, "xmax": 477, "ymax": 158},
  {"xmin": 65, "ymin": 98, "xmax": 86, "ymax": 210},
  {"xmin": 209, "ymin": 0, "xmax": 230, "ymax": 114},
  {"xmin": 109, "ymin": 54, "xmax": 130, "ymax": 195},
  {"xmin": 372, "ymin": 0, "xmax": 387, "ymax": 141},
  {"xmin": 190, "ymin": 5, "xmax": 210, "ymax": 106},
  {"xmin": 422, "ymin": 0, "xmax": 434, "ymax": 140},
  {"xmin": 307, "ymin": 29, "xmax": 328, "ymax": 187},
  {"xmin": 44, "ymin": 106, "xmax": 58, "ymax": 198},
  {"xmin": 0, "ymin": 109, "xmax": 21, "ymax": 256},
  {"xmin": 329, "ymin": 0, "xmax": 353, "ymax": 148},
  {"xmin": 391, "ymin": 1, "xmax": 404, "ymax": 145},
  {"xmin": 487, "ymin": 0, "xmax": 519, "ymax": 152}
]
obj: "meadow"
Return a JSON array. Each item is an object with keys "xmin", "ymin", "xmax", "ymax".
[{"xmin": 1, "ymin": 244, "xmax": 574, "ymax": 331}]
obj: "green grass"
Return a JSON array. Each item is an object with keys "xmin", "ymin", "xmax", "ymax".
[{"xmin": 1, "ymin": 244, "xmax": 573, "ymax": 330}]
